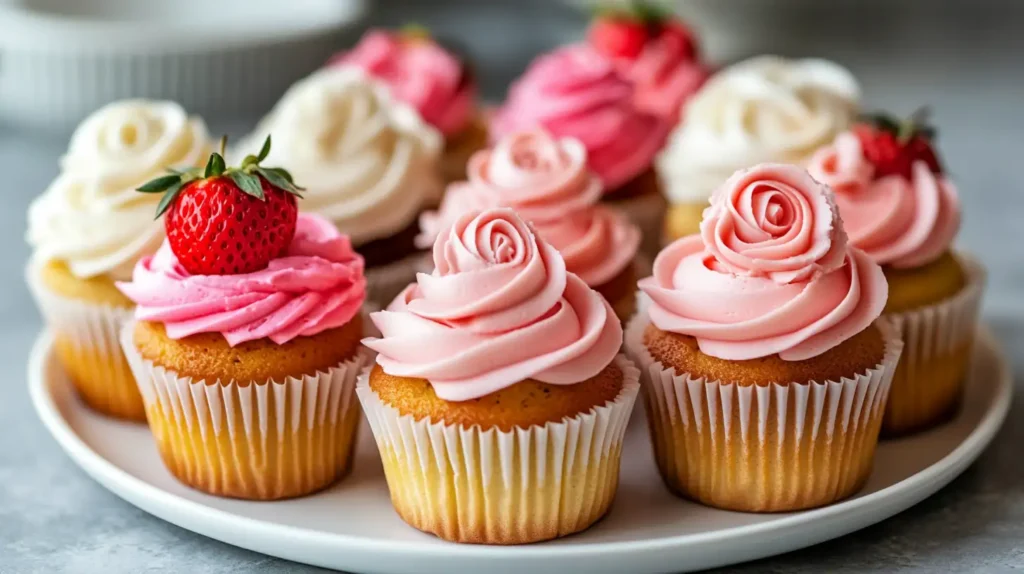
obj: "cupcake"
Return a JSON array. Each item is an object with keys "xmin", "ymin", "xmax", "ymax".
[
  {"xmin": 492, "ymin": 44, "xmax": 670, "ymax": 256},
  {"xmin": 360, "ymin": 208, "xmax": 639, "ymax": 544},
  {"xmin": 117, "ymin": 145, "xmax": 370, "ymax": 500},
  {"xmin": 417, "ymin": 128, "xmax": 642, "ymax": 320},
  {"xmin": 586, "ymin": 2, "xmax": 710, "ymax": 122},
  {"xmin": 808, "ymin": 110, "xmax": 984, "ymax": 436},
  {"xmin": 329, "ymin": 27, "xmax": 488, "ymax": 186},
  {"xmin": 659, "ymin": 56, "xmax": 860, "ymax": 242},
  {"xmin": 234, "ymin": 66, "xmax": 443, "ymax": 304},
  {"xmin": 628, "ymin": 163, "xmax": 902, "ymax": 512},
  {"xmin": 26, "ymin": 100, "xmax": 211, "ymax": 421}
]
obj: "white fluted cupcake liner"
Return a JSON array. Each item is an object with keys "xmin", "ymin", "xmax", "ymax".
[
  {"xmin": 882, "ymin": 254, "xmax": 986, "ymax": 435},
  {"xmin": 625, "ymin": 311, "xmax": 903, "ymax": 512},
  {"xmin": 365, "ymin": 253, "xmax": 427, "ymax": 308},
  {"xmin": 356, "ymin": 355, "xmax": 641, "ymax": 544},
  {"xmin": 26, "ymin": 260, "xmax": 143, "ymax": 421},
  {"xmin": 120, "ymin": 321, "xmax": 372, "ymax": 500}
]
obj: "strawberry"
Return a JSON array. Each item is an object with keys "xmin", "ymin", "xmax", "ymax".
[
  {"xmin": 854, "ymin": 108, "xmax": 942, "ymax": 179},
  {"xmin": 136, "ymin": 136, "xmax": 303, "ymax": 275},
  {"xmin": 659, "ymin": 20, "xmax": 699, "ymax": 61},
  {"xmin": 588, "ymin": 15, "xmax": 648, "ymax": 60}
]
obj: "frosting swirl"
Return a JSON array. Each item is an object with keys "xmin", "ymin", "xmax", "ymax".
[
  {"xmin": 234, "ymin": 67, "xmax": 443, "ymax": 245},
  {"xmin": 657, "ymin": 56, "xmax": 860, "ymax": 204},
  {"xmin": 418, "ymin": 129, "xmax": 640, "ymax": 286},
  {"xmin": 639, "ymin": 163, "xmax": 888, "ymax": 361},
  {"xmin": 808, "ymin": 132, "xmax": 960, "ymax": 268},
  {"xmin": 27, "ymin": 100, "xmax": 211, "ymax": 279},
  {"xmin": 330, "ymin": 29, "xmax": 475, "ymax": 137},
  {"xmin": 117, "ymin": 214, "xmax": 366, "ymax": 346},
  {"xmin": 491, "ymin": 44, "xmax": 669, "ymax": 191},
  {"xmin": 364, "ymin": 208, "xmax": 622, "ymax": 401},
  {"xmin": 622, "ymin": 35, "xmax": 710, "ymax": 122}
]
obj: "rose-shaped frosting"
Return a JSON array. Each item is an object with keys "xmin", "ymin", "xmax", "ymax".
[
  {"xmin": 117, "ymin": 214, "xmax": 366, "ymax": 346},
  {"xmin": 27, "ymin": 100, "xmax": 211, "ymax": 279},
  {"xmin": 808, "ymin": 132, "xmax": 960, "ymax": 268},
  {"xmin": 330, "ymin": 30, "xmax": 475, "ymax": 137},
  {"xmin": 364, "ymin": 208, "xmax": 622, "ymax": 401},
  {"xmin": 657, "ymin": 56, "xmax": 860, "ymax": 204},
  {"xmin": 417, "ymin": 129, "xmax": 640, "ymax": 286},
  {"xmin": 621, "ymin": 36, "xmax": 710, "ymax": 123},
  {"xmin": 491, "ymin": 44, "xmax": 669, "ymax": 191},
  {"xmin": 639, "ymin": 163, "xmax": 888, "ymax": 361},
  {"xmin": 233, "ymin": 67, "xmax": 443, "ymax": 245}
]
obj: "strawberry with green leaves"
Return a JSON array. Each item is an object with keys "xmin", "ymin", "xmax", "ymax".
[
  {"xmin": 588, "ymin": 1, "xmax": 698, "ymax": 62},
  {"xmin": 854, "ymin": 107, "xmax": 943, "ymax": 180},
  {"xmin": 136, "ymin": 136, "xmax": 303, "ymax": 275}
]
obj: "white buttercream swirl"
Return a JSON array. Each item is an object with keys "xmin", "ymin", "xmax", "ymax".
[
  {"xmin": 27, "ymin": 100, "xmax": 211, "ymax": 280},
  {"xmin": 657, "ymin": 56, "xmax": 860, "ymax": 205},
  {"xmin": 235, "ymin": 67, "xmax": 443, "ymax": 246}
]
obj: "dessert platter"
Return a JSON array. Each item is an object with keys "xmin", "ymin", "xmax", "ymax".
[{"xmin": 23, "ymin": 4, "xmax": 1011, "ymax": 573}]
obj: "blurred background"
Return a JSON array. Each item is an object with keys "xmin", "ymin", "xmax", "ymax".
[{"xmin": 2, "ymin": 0, "xmax": 1024, "ymax": 571}]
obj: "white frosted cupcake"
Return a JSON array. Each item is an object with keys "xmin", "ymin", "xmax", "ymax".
[
  {"xmin": 659, "ymin": 55, "xmax": 860, "ymax": 242},
  {"xmin": 26, "ymin": 100, "xmax": 211, "ymax": 420},
  {"xmin": 235, "ymin": 67, "xmax": 443, "ymax": 304}
]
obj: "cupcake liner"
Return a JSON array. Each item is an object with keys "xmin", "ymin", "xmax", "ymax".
[
  {"xmin": 356, "ymin": 355, "xmax": 641, "ymax": 544},
  {"xmin": 607, "ymin": 191, "xmax": 667, "ymax": 259},
  {"xmin": 26, "ymin": 261, "xmax": 144, "ymax": 421},
  {"xmin": 120, "ymin": 321, "xmax": 373, "ymax": 500},
  {"xmin": 882, "ymin": 254, "xmax": 986, "ymax": 436},
  {"xmin": 365, "ymin": 253, "xmax": 426, "ymax": 308},
  {"xmin": 625, "ymin": 310, "xmax": 903, "ymax": 512}
]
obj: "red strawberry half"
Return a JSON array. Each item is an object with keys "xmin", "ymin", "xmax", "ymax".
[
  {"xmin": 588, "ymin": 2, "xmax": 699, "ymax": 62},
  {"xmin": 854, "ymin": 107, "xmax": 943, "ymax": 180},
  {"xmin": 136, "ymin": 136, "xmax": 303, "ymax": 275}
]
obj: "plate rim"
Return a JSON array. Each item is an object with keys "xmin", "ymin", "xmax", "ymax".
[{"xmin": 28, "ymin": 326, "xmax": 1013, "ymax": 570}]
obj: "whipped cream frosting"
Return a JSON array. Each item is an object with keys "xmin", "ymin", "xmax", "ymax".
[
  {"xmin": 418, "ymin": 129, "xmax": 640, "ymax": 286},
  {"xmin": 491, "ymin": 44, "xmax": 669, "ymax": 191},
  {"xmin": 657, "ymin": 55, "xmax": 860, "ymax": 205},
  {"xmin": 809, "ymin": 132, "xmax": 960, "ymax": 268},
  {"xmin": 118, "ymin": 214, "xmax": 366, "ymax": 346},
  {"xmin": 331, "ymin": 29, "xmax": 476, "ymax": 137},
  {"xmin": 620, "ymin": 35, "xmax": 710, "ymax": 122},
  {"xmin": 28, "ymin": 100, "xmax": 211, "ymax": 279},
  {"xmin": 234, "ymin": 67, "xmax": 443, "ymax": 245},
  {"xmin": 364, "ymin": 208, "xmax": 622, "ymax": 401},
  {"xmin": 639, "ymin": 164, "xmax": 888, "ymax": 361}
]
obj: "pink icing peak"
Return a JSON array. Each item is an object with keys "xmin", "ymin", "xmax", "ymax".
[
  {"xmin": 639, "ymin": 162, "xmax": 888, "ymax": 361},
  {"xmin": 330, "ymin": 29, "xmax": 475, "ymax": 136},
  {"xmin": 417, "ymin": 128, "xmax": 640, "ymax": 286},
  {"xmin": 700, "ymin": 164, "xmax": 848, "ymax": 285},
  {"xmin": 117, "ymin": 213, "xmax": 366, "ymax": 346},
  {"xmin": 364, "ymin": 208, "xmax": 622, "ymax": 401},
  {"xmin": 808, "ymin": 132, "xmax": 961, "ymax": 268},
  {"xmin": 491, "ymin": 44, "xmax": 670, "ymax": 191},
  {"xmin": 620, "ymin": 35, "xmax": 711, "ymax": 123}
]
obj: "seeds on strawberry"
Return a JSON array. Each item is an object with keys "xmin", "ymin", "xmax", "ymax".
[{"xmin": 136, "ymin": 135, "xmax": 304, "ymax": 276}]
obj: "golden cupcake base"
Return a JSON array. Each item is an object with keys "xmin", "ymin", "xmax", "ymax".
[{"xmin": 53, "ymin": 333, "xmax": 145, "ymax": 421}]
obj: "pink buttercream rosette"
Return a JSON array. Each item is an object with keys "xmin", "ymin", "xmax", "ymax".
[
  {"xmin": 492, "ymin": 44, "xmax": 669, "ymax": 192},
  {"xmin": 617, "ymin": 34, "xmax": 710, "ymax": 123},
  {"xmin": 330, "ymin": 29, "xmax": 475, "ymax": 137},
  {"xmin": 418, "ymin": 128, "xmax": 641, "ymax": 289},
  {"xmin": 627, "ymin": 163, "xmax": 903, "ymax": 511},
  {"xmin": 357, "ymin": 207, "xmax": 639, "ymax": 542},
  {"xmin": 808, "ymin": 132, "xmax": 961, "ymax": 268}
]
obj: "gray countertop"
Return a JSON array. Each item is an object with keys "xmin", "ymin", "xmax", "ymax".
[{"xmin": 3, "ymin": 2, "xmax": 1024, "ymax": 573}]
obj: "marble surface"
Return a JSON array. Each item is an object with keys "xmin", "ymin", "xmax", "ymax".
[{"xmin": 3, "ymin": 1, "xmax": 1024, "ymax": 572}]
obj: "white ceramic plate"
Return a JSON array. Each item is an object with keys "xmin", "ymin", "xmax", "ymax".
[{"xmin": 29, "ymin": 327, "xmax": 1011, "ymax": 574}]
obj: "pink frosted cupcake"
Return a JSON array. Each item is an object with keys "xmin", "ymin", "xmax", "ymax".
[
  {"xmin": 586, "ymin": 2, "xmax": 710, "ymax": 122},
  {"xmin": 330, "ymin": 27, "xmax": 487, "ymax": 187},
  {"xmin": 808, "ymin": 110, "xmax": 985, "ymax": 436},
  {"xmin": 492, "ymin": 44, "xmax": 670, "ymax": 255},
  {"xmin": 359, "ymin": 208, "xmax": 639, "ymax": 544},
  {"xmin": 118, "ymin": 213, "xmax": 371, "ymax": 500},
  {"xmin": 418, "ymin": 128, "xmax": 642, "ymax": 319},
  {"xmin": 627, "ymin": 163, "xmax": 902, "ymax": 512}
]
